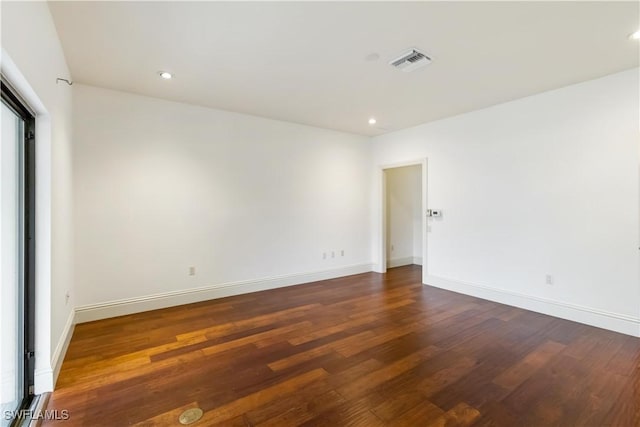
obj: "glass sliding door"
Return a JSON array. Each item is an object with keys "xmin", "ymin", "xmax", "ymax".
[{"xmin": 1, "ymin": 80, "xmax": 35, "ymax": 427}]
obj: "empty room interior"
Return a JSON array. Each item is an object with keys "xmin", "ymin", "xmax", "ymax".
[{"xmin": 1, "ymin": 1, "xmax": 639, "ymax": 426}]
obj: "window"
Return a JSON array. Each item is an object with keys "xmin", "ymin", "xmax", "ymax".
[{"xmin": 1, "ymin": 79, "xmax": 36, "ymax": 427}]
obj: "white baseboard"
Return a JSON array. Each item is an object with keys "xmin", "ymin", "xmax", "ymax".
[
  {"xmin": 387, "ymin": 257, "xmax": 414, "ymax": 268},
  {"xmin": 75, "ymin": 263, "xmax": 374, "ymax": 323},
  {"xmin": 425, "ymin": 275, "xmax": 640, "ymax": 337},
  {"xmin": 387, "ymin": 257, "xmax": 423, "ymax": 268},
  {"xmin": 52, "ymin": 309, "xmax": 75, "ymax": 386}
]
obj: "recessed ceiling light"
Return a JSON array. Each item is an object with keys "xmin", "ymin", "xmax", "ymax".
[
  {"xmin": 158, "ymin": 71, "xmax": 173, "ymax": 80},
  {"xmin": 368, "ymin": 118, "xmax": 377, "ymax": 125},
  {"xmin": 630, "ymin": 30, "xmax": 640, "ymax": 40}
]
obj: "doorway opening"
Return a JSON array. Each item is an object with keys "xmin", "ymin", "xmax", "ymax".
[{"xmin": 379, "ymin": 159, "xmax": 427, "ymax": 280}]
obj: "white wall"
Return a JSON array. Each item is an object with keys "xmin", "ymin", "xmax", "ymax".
[
  {"xmin": 1, "ymin": 1, "xmax": 75, "ymax": 391},
  {"xmin": 372, "ymin": 68, "xmax": 640, "ymax": 336},
  {"xmin": 386, "ymin": 165, "xmax": 422, "ymax": 266},
  {"xmin": 73, "ymin": 84, "xmax": 371, "ymax": 317}
]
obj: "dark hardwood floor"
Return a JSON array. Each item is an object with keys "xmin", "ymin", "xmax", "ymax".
[{"xmin": 45, "ymin": 265, "xmax": 640, "ymax": 426}]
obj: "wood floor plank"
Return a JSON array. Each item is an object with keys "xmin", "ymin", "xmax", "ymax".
[
  {"xmin": 267, "ymin": 330, "xmax": 375, "ymax": 372},
  {"xmin": 176, "ymin": 304, "xmax": 321, "ymax": 342},
  {"xmin": 244, "ymin": 380, "xmax": 337, "ymax": 425},
  {"xmin": 198, "ymin": 368, "xmax": 328, "ymax": 425},
  {"xmin": 337, "ymin": 346, "xmax": 439, "ymax": 399},
  {"xmin": 299, "ymin": 394, "xmax": 386, "ymax": 427},
  {"xmin": 391, "ymin": 399, "xmax": 445, "ymax": 427},
  {"xmin": 44, "ymin": 265, "xmax": 640, "ymax": 426},
  {"xmin": 371, "ymin": 391, "xmax": 434, "ymax": 422},
  {"xmin": 131, "ymin": 401, "xmax": 199, "ymax": 426},
  {"xmin": 334, "ymin": 320, "xmax": 426, "ymax": 358},
  {"xmin": 418, "ymin": 355, "xmax": 478, "ymax": 397},
  {"xmin": 492, "ymin": 340, "xmax": 565, "ymax": 390},
  {"xmin": 426, "ymin": 402, "xmax": 481, "ymax": 427},
  {"xmin": 287, "ymin": 314, "xmax": 378, "ymax": 346},
  {"xmin": 255, "ymin": 389, "xmax": 346, "ymax": 427}
]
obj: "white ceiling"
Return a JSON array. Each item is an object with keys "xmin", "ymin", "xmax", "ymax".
[{"xmin": 49, "ymin": 1, "xmax": 639, "ymax": 136}]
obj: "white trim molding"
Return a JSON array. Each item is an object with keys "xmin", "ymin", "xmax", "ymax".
[
  {"xmin": 76, "ymin": 263, "xmax": 374, "ymax": 323},
  {"xmin": 425, "ymin": 275, "xmax": 640, "ymax": 337},
  {"xmin": 386, "ymin": 257, "xmax": 422, "ymax": 268},
  {"xmin": 387, "ymin": 257, "xmax": 415, "ymax": 268},
  {"xmin": 375, "ymin": 158, "xmax": 428, "ymax": 276},
  {"xmin": 52, "ymin": 310, "xmax": 75, "ymax": 386},
  {"xmin": 2, "ymin": 48, "xmax": 55, "ymax": 395}
]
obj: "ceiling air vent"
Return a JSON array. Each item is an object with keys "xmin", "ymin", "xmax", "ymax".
[{"xmin": 389, "ymin": 48, "xmax": 431, "ymax": 72}]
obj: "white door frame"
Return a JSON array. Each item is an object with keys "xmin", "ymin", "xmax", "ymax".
[
  {"xmin": 377, "ymin": 158, "xmax": 428, "ymax": 281},
  {"xmin": 1, "ymin": 50, "xmax": 55, "ymax": 393}
]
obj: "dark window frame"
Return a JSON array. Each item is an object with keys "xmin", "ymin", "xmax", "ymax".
[{"xmin": 1, "ymin": 79, "xmax": 36, "ymax": 419}]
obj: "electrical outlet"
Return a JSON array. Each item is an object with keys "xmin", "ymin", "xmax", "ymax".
[
  {"xmin": 545, "ymin": 274, "xmax": 553, "ymax": 285},
  {"xmin": 189, "ymin": 266, "xmax": 196, "ymax": 276}
]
